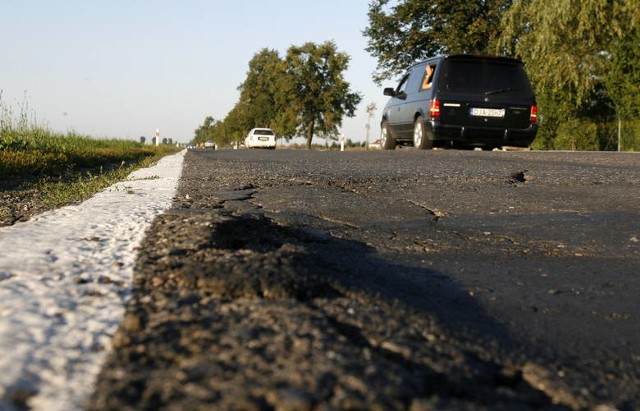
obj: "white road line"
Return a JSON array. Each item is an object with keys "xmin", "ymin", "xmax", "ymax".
[{"xmin": 0, "ymin": 150, "xmax": 185, "ymax": 411}]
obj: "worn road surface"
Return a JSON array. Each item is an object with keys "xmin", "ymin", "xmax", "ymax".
[{"xmin": 88, "ymin": 149, "xmax": 639, "ymax": 410}]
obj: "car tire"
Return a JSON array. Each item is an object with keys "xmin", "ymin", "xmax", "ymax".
[
  {"xmin": 413, "ymin": 115, "xmax": 433, "ymax": 150},
  {"xmin": 381, "ymin": 121, "xmax": 395, "ymax": 150}
]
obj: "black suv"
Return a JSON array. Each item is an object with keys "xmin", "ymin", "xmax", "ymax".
[{"xmin": 381, "ymin": 54, "xmax": 538, "ymax": 150}]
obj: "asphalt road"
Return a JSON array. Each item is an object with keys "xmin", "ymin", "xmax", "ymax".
[{"xmin": 90, "ymin": 148, "xmax": 639, "ymax": 410}]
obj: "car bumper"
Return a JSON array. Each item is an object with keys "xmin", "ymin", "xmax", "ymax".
[
  {"xmin": 430, "ymin": 121, "xmax": 537, "ymax": 148},
  {"xmin": 246, "ymin": 140, "xmax": 276, "ymax": 148}
]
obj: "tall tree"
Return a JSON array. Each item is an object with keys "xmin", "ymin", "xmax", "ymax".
[
  {"xmin": 499, "ymin": 0, "xmax": 640, "ymax": 149},
  {"xmin": 363, "ymin": 0, "xmax": 513, "ymax": 83},
  {"xmin": 279, "ymin": 41, "xmax": 362, "ymax": 148},
  {"xmin": 600, "ymin": 1, "xmax": 640, "ymax": 123},
  {"xmin": 237, "ymin": 48, "xmax": 285, "ymax": 129}
]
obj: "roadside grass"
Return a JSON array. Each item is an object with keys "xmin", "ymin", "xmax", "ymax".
[
  {"xmin": 34, "ymin": 154, "xmax": 169, "ymax": 209},
  {"xmin": 0, "ymin": 98, "xmax": 180, "ymax": 223}
]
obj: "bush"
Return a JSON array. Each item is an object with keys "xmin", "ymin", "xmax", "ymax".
[
  {"xmin": 553, "ymin": 118, "xmax": 599, "ymax": 151},
  {"xmin": 592, "ymin": 119, "xmax": 640, "ymax": 152}
]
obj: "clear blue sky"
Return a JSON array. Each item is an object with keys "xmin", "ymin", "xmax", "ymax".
[{"xmin": 0, "ymin": 0, "xmax": 393, "ymax": 144}]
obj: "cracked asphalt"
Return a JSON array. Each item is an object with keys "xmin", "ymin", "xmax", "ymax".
[{"xmin": 88, "ymin": 149, "xmax": 639, "ymax": 410}]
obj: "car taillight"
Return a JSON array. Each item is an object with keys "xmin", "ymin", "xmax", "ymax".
[
  {"xmin": 530, "ymin": 105, "xmax": 538, "ymax": 123},
  {"xmin": 430, "ymin": 99, "xmax": 440, "ymax": 119}
]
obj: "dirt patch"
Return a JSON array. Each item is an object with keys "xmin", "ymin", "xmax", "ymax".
[{"xmin": 0, "ymin": 179, "xmax": 53, "ymax": 226}]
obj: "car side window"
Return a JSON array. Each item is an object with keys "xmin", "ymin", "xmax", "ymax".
[{"xmin": 396, "ymin": 73, "xmax": 411, "ymax": 95}]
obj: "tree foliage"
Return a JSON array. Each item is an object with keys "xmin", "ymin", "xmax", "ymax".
[
  {"xmin": 280, "ymin": 42, "xmax": 362, "ymax": 148},
  {"xmin": 237, "ymin": 49, "xmax": 285, "ymax": 130},
  {"xmin": 192, "ymin": 116, "xmax": 220, "ymax": 146},
  {"xmin": 499, "ymin": 0, "xmax": 640, "ymax": 149},
  {"xmin": 363, "ymin": 0, "xmax": 513, "ymax": 83},
  {"xmin": 193, "ymin": 42, "xmax": 361, "ymax": 149},
  {"xmin": 362, "ymin": 0, "xmax": 639, "ymax": 150}
]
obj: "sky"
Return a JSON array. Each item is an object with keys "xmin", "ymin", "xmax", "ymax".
[{"xmin": 0, "ymin": 0, "xmax": 394, "ymax": 144}]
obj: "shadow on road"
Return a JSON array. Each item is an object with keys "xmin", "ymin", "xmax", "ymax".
[{"xmin": 88, "ymin": 199, "xmax": 585, "ymax": 410}]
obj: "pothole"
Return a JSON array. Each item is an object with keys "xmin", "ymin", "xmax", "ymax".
[{"xmin": 510, "ymin": 170, "xmax": 532, "ymax": 184}]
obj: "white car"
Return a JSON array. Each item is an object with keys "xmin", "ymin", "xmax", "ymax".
[{"xmin": 244, "ymin": 128, "xmax": 276, "ymax": 149}]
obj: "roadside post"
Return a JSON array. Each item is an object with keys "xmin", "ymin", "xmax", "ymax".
[{"xmin": 340, "ymin": 134, "xmax": 345, "ymax": 152}]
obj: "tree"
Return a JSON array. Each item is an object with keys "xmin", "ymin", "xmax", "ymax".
[
  {"xmin": 498, "ymin": 0, "xmax": 640, "ymax": 149},
  {"xmin": 600, "ymin": 1, "xmax": 640, "ymax": 150},
  {"xmin": 279, "ymin": 41, "xmax": 362, "ymax": 148},
  {"xmin": 237, "ymin": 49, "xmax": 286, "ymax": 129},
  {"xmin": 193, "ymin": 116, "xmax": 218, "ymax": 146},
  {"xmin": 364, "ymin": 0, "xmax": 513, "ymax": 83},
  {"xmin": 139, "ymin": 136, "xmax": 146, "ymax": 144},
  {"xmin": 221, "ymin": 102, "xmax": 251, "ymax": 145},
  {"xmin": 203, "ymin": 42, "xmax": 361, "ymax": 149}
]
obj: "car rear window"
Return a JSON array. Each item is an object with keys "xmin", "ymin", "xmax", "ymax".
[
  {"xmin": 254, "ymin": 129, "xmax": 274, "ymax": 135},
  {"xmin": 437, "ymin": 58, "xmax": 534, "ymax": 97}
]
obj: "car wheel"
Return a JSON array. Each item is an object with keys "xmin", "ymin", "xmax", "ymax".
[
  {"xmin": 413, "ymin": 115, "xmax": 433, "ymax": 150},
  {"xmin": 381, "ymin": 121, "xmax": 395, "ymax": 150}
]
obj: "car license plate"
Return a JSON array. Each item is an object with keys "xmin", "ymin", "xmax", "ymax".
[
  {"xmin": 258, "ymin": 137, "xmax": 269, "ymax": 141},
  {"xmin": 470, "ymin": 108, "xmax": 505, "ymax": 118}
]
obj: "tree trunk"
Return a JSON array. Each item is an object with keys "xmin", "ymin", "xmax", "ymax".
[{"xmin": 305, "ymin": 120, "xmax": 315, "ymax": 149}]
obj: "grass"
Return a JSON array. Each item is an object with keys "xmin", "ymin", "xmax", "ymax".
[
  {"xmin": 0, "ymin": 95, "xmax": 180, "ymax": 222},
  {"xmin": 34, "ymin": 155, "xmax": 169, "ymax": 209}
]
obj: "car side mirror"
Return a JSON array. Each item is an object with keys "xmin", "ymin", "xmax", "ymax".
[{"xmin": 383, "ymin": 87, "xmax": 396, "ymax": 97}]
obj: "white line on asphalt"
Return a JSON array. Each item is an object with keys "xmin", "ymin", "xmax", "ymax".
[{"xmin": 0, "ymin": 150, "xmax": 185, "ymax": 411}]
